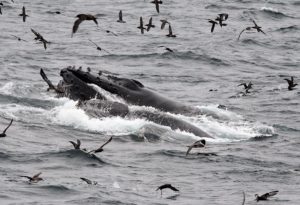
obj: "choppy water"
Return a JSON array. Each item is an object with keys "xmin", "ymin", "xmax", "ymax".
[{"xmin": 0, "ymin": 0, "xmax": 300, "ymax": 204}]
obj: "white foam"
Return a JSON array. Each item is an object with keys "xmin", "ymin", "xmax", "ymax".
[
  {"xmin": 0, "ymin": 82, "xmax": 14, "ymax": 95},
  {"xmin": 261, "ymin": 6, "xmax": 279, "ymax": 13},
  {"xmin": 48, "ymin": 100, "xmax": 147, "ymax": 135}
]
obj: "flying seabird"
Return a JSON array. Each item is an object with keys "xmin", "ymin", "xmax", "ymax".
[
  {"xmin": 208, "ymin": 19, "xmax": 218, "ymax": 33},
  {"xmin": 251, "ymin": 20, "xmax": 266, "ymax": 35},
  {"xmin": 255, "ymin": 191, "xmax": 278, "ymax": 201},
  {"xmin": 72, "ymin": 14, "xmax": 98, "ymax": 37},
  {"xmin": 0, "ymin": 119, "xmax": 13, "ymax": 138},
  {"xmin": 88, "ymin": 136, "xmax": 112, "ymax": 153},
  {"xmin": 166, "ymin": 24, "xmax": 176, "ymax": 37},
  {"xmin": 117, "ymin": 10, "xmax": 126, "ymax": 23},
  {"xmin": 151, "ymin": 0, "xmax": 163, "ymax": 13},
  {"xmin": 284, "ymin": 76, "xmax": 298, "ymax": 90},
  {"xmin": 69, "ymin": 139, "xmax": 81, "ymax": 150},
  {"xmin": 88, "ymin": 39, "xmax": 111, "ymax": 54},
  {"xmin": 146, "ymin": 17, "xmax": 155, "ymax": 32},
  {"xmin": 80, "ymin": 177, "xmax": 97, "ymax": 185},
  {"xmin": 21, "ymin": 172, "xmax": 43, "ymax": 183},
  {"xmin": 186, "ymin": 139, "xmax": 206, "ymax": 156},
  {"xmin": 31, "ymin": 28, "xmax": 50, "ymax": 50},
  {"xmin": 238, "ymin": 82, "xmax": 253, "ymax": 93},
  {"xmin": 19, "ymin": 6, "xmax": 28, "ymax": 22},
  {"xmin": 137, "ymin": 17, "xmax": 146, "ymax": 34},
  {"xmin": 160, "ymin": 19, "xmax": 169, "ymax": 30},
  {"xmin": 11, "ymin": 35, "xmax": 27, "ymax": 42},
  {"xmin": 156, "ymin": 184, "xmax": 179, "ymax": 195},
  {"xmin": 215, "ymin": 13, "xmax": 228, "ymax": 27}
]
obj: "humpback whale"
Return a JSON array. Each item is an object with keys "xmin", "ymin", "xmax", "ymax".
[{"xmin": 41, "ymin": 67, "xmax": 213, "ymax": 138}]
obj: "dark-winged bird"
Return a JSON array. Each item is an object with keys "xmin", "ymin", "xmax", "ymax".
[
  {"xmin": 284, "ymin": 76, "xmax": 297, "ymax": 90},
  {"xmin": 117, "ymin": 10, "xmax": 126, "ymax": 23},
  {"xmin": 166, "ymin": 25, "xmax": 176, "ymax": 37},
  {"xmin": 208, "ymin": 19, "xmax": 218, "ymax": 33},
  {"xmin": 238, "ymin": 82, "xmax": 253, "ymax": 93},
  {"xmin": 0, "ymin": 119, "xmax": 13, "ymax": 138},
  {"xmin": 89, "ymin": 137, "xmax": 112, "ymax": 153},
  {"xmin": 19, "ymin": 6, "xmax": 28, "ymax": 22},
  {"xmin": 21, "ymin": 172, "xmax": 43, "ymax": 183},
  {"xmin": 186, "ymin": 139, "xmax": 206, "ymax": 156},
  {"xmin": 31, "ymin": 28, "xmax": 50, "ymax": 50},
  {"xmin": 146, "ymin": 17, "xmax": 155, "ymax": 32},
  {"xmin": 215, "ymin": 13, "xmax": 228, "ymax": 27},
  {"xmin": 255, "ymin": 191, "xmax": 278, "ymax": 201},
  {"xmin": 151, "ymin": 0, "xmax": 163, "ymax": 13},
  {"xmin": 137, "ymin": 17, "xmax": 146, "ymax": 34},
  {"xmin": 156, "ymin": 184, "xmax": 179, "ymax": 195},
  {"xmin": 80, "ymin": 177, "xmax": 97, "ymax": 185},
  {"xmin": 251, "ymin": 20, "xmax": 266, "ymax": 35},
  {"xmin": 72, "ymin": 14, "xmax": 98, "ymax": 37}
]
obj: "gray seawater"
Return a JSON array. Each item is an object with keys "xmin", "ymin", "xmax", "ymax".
[{"xmin": 0, "ymin": 0, "xmax": 300, "ymax": 204}]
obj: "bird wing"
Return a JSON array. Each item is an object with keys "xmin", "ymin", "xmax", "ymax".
[
  {"xmin": 31, "ymin": 28, "xmax": 41, "ymax": 38},
  {"xmin": 238, "ymin": 29, "xmax": 246, "ymax": 40},
  {"xmin": 2, "ymin": 119, "xmax": 13, "ymax": 134},
  {"xmin": 284, "ymin": 78, "xmax": 292, "ymax": 84},
  {"xmin": 88, "ymin": 39, "xmax": 98, "ymax": 47},
  {"xmin": 119, "ymin": 10, "xmax": 122, "ymax": 21},
  {"xmin": 23, "ymin": 14, "xmax": 26, "ymax": 22},
  {"xmin": 267, "ymin": 191, "xmax": 278, "ymax": 197},
  {"xmin": 93, "ymin": 18, "xmax": 98, "ymax": 26},
  {"xmin": 69, "ymin": 141, "xmax": 77, "ymax": 148},
  {"xmin": 40, "ymin": 68, "xmax": 56, "ymax": 90},
  {"xmin": 259, "ymin": 28, "xmax": 266, "ymax": 35},
  {"xmin": 252, "ymin": 20, "xmax": 258, "ymax": 27},
  {"xmin": 100, "ymin": 136, "xmax": 113, "ymax": 149},
  {"xmin": 33, "ymin": 172, "xmax": 42, "ymax": 179},
  {"xmin": 72, "ymin": 18, "xmax": 82, "ymax": 35},
  {"xmin": 291, "ymin": 76, "xmax": 294, "ymax": 82},
  {"xmin": 42, "ymin": 41, "xmax": 47, "ymax": 50},
  {"xmin": 168, "ymin": 25, "xmax": 173, "ymax": 35},
  {"xmin": 21, "ymin": 176, "xmax": 32, "ymax": 180},
  {"xmin": 242, "ymin": 191, "xmax": 245, "ymax": 205},
  {"xmin": 160, "ymin": 20, "xmax": 168, "ymax": 29},
  {"xmin": 22, "ymin": 6, "xmax": 25, "ymax": 15},
  {"xmin": 140, "ymin": 17, "xmax": 143, "ymax": 27},
  {"xmin": 170, "ymin": 185, "xmax": 179, "ymax": 192},
  {"xmin": 149, "ymin": 17, "xmax": 153, "ymax": 25},
  {"xmin": 80, "ymin": 177, "xmax": 92, "ymax": 184},
  {"xmin": 77, "ymin": 139, "xmax": 81, "ymax": 148},
  {"xmin": 156, "ymin": 2, "xmax": 159, "ymax": 13},
  {"xmin": 211, "ymin": 22, "xmax": 215, "ymax": 33},
  {"xmin": 186, "ymin": 146, "xmax": 193, "ymax": 156}
]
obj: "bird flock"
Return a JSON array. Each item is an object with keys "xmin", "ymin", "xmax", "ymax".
[{"xmin": 0, "ymin": 0, "xmax": 296, "ymax": 203}]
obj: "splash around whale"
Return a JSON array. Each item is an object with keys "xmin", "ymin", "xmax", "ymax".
[{"xmin": 40, "ymin": 67, "xmax": 213, "ymax": 138}]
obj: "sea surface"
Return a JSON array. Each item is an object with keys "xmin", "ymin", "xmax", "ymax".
[{"xmin": 0, "ymin": 0, "xmax": 300, "ymax": 204}]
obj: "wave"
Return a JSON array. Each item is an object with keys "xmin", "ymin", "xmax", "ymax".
[{"xmin": 260, "ymin": 7, "xmax": 294, "ymax": 18}]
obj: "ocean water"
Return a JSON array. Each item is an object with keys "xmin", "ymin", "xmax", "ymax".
[{"xmin": 0, "ymin": 0, "xmax": 299, "ymax": 204}]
